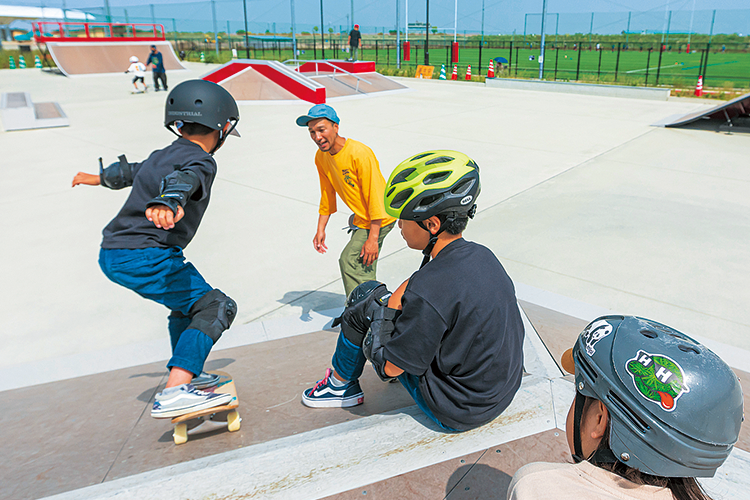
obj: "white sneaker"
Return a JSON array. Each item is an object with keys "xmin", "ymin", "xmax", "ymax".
[{"xmin": 151, "ymin": 384, "xmax": 233, "ymax": 418}]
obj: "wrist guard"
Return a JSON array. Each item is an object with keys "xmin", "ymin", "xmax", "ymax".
[
  {"xmin": 145, "ymin": 169, "xmax": 200, "ymax": 215},
  {"xmin": 363, "ymin": 306, "xmax": 401, "ymax": 381},
  {"xmin": 99, "ymin": 155, "xmax": 135, "ymax": 190}
]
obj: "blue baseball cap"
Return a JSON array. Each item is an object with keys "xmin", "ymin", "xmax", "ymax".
[{"xmin": 296, "ymin": 104, "xmax": 340, "ymax": 127}]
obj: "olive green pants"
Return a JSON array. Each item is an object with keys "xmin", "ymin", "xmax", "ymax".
[{"xmin": 339, "ymin": 222, "xmax": 394, "ymax": 298}]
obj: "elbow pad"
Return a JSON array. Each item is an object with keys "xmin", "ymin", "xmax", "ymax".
[
  {"xmin": 363, "ymin": 306, "xmax": 401, "ymax": 381},
  {"xmin": 145, "ymin": 169, "xmax": 200, "ymax": 215},
  {"xmin": 100, "ymin": 155, "xmax": 135, "ymax": 190}
]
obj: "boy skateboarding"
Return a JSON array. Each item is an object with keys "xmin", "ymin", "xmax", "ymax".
[{"xmin": 72, "ymin": 80, "xmax": 241, "ymax": 418}]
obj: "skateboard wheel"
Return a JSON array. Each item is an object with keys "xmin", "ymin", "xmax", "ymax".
[
  {"xmin": 227, "ymin": 410, "xmax": 241, "ymax": 432},
  {"xmin": 173, "ymin": 423, "xmax": 188, "ymax": 444}
]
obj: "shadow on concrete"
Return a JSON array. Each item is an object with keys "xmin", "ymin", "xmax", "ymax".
[
  {"xmin": 445, "ymin": 463, "xmax": 512, "ymax": 499},
  {"xmin": 278, "ymin": 290, "xmax": 346, "ymax": 321}
]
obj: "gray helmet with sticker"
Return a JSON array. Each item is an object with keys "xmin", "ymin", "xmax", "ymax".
[{"xmin": 566, "ymin": 315, "xmax": 743, "ymax": 477}]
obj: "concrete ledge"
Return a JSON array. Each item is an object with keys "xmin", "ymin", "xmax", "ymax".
[
  {"xmin": 485, "ymin": 78, "xmax": 670, "ymax": 101},
  {"xmin": 41, "ymin": 376, "xmax": 560, "ymax": 500}
]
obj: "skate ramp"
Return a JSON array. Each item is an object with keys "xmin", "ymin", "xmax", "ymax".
[
  {"xmin": 307, "ymin": 71, "xmax": 409, "ymax": 98},
  {"xmin": 657, "ymin": 92, "xmax": 750, "ymax": 131},
  {"xmin": 46, "ymin": 41, "xmax": 185, "ymax": 77},
  {"xmin": 219, "ymin": 66, "xmax": 299, "ymax": 101},
  {"xmin": 202, "ymin": 59, "xmax": 326, "ymax": 104}
]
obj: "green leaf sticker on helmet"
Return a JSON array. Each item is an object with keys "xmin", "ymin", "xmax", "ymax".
[{"xmin": 626, "ymin": 350, "xmax": 690, "ymax": 411}]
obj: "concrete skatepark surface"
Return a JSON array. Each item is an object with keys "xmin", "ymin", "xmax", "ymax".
[{"xmin": 1, "ymin": 61, "xmax": 749, "ymax": 499}]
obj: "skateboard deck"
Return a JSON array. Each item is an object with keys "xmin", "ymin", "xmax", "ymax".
[{"xmin": 170, "ymin": 371, "xmax": 240, "ymax": 445}]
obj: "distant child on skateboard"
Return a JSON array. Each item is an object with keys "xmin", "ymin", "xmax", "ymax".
[
  {"xmin": 126, "ymin": 56, "xmax": 148, "ymax": 93},
  {"xmin": 72, "ymin": 80, "xmax": 241, "ymax": 418}
]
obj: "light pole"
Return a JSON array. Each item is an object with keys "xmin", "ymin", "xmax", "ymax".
[
  {"xmin": 538, "ymin": 0, "xmax": 547, "ymax": 79},
  {"xmin": 625, "ymin": 11, "xmax": 631, "ymax": 47},
  {"xmin": 210, "ymin": 0, "xmax": 219, "ymax": 56},
  {"xmin": 396, "ymin": 0, "xmax": 400, "ymax": 68},
  {"xmin": 424, "ymin": 0, "xmax": 429, "ymax": 65},
  {"xmin": 405, "ymin": 0, "xmax": 408, "ymax": 42},
  {"xmin": 320, "ymin": 0, "xmax": 325, "ymax": 59},
  {"xmin": 290, "ymin": 0, "xmax": 297, "ymax": 58},
  {"xmin": 453, "ymin": 0, "xmax": 457, "ymax": 42},
  {"xmin": 242, "ymin": 0, "xmax": 249, "ymax": 58}
]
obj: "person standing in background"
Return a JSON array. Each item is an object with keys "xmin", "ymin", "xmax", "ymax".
[
  {"xmin": 347, "ymin": 24, "xmax": 362, "ymax": 62},
  {"xmin": 147, "ymin": 45, "xmax": 168, "ymax": 92}
]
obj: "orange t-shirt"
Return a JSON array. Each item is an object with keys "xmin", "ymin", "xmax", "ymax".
[{"xmin": 315, "ymin": 139, "xmax": 396, "ymax": 229}]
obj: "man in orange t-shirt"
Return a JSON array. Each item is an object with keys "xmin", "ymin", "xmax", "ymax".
[{"xmin": 297, "ymin": 104, "xmax": 396, "ymax": 298}]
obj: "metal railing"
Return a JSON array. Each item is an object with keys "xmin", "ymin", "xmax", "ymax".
[{"xmin": 283, "ymin": 58, "xmax": 372, "ymax": 93}]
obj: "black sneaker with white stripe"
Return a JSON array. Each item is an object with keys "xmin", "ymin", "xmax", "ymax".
[{"xmin": 302, "ymin": 368, "xmax": 364, "ymax": 408}]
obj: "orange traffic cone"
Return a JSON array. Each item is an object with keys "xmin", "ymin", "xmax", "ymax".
[
  {"xmin": 694, "ymin": 75, "xmax": 703, "ymax": 97},
  {"xmin": 451, "ymin": 65, "xmax": 458, "ymax": 80},
  {"xmin": 487, "ymin": 59, "xmax": 495, "ymax": 78},
  {"xmin": 465, "ymin": 64, "xmax": 472, "ymax": 81}
]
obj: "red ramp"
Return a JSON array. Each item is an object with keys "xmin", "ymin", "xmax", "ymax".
[{"xmin": 202, "ymin": 60, "xmax": 326, "ymax": 104}]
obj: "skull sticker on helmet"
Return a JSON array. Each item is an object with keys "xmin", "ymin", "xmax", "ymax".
[{"xmin": 582, "ymin": 319, "xmax": 613, "ymax": 356}]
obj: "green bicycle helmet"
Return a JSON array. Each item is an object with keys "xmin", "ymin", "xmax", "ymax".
[
  {"xmin": 385, "ymin": 150, "xmax": 480, "ymax": 222},
  {"xmin": 385, "ymin": 151, "xmax": 480, "ymax": 268}
]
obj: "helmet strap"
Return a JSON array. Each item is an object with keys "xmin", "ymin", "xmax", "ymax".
[
  {"xmin": 417, "ymin": 215, "xmax": 453, "ymax": 269},
  {"xmin": 572, "ymin": 391, "xmax": 618, "ymax": 466},
  {"xmin": 572, "ymin": 391, "xmax": 586, "ymax": 463},
  {"xmin": 209, "ymin": 119, "xmax": 238, "ymax": 156}
]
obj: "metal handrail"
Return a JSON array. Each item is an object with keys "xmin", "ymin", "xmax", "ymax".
[{"xmin": 282, "ymin": 59, "xmax": 372, "ymax": 93}]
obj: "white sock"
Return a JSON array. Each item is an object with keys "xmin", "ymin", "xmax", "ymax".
[{"xmin": 329, "ymin": 372, "xmax": 347, "ymax": 387}]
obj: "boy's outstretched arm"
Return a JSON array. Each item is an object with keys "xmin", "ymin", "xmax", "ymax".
[
  {"xmin": 72, "ymin": 172, "xmax": 100, "ymax": 187},
  {"xmin": 74, "ymin": 156, "xmax": 137, "ymax": 189}
]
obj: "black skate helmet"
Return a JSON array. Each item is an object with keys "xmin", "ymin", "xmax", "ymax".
[
  {"xmin": 562, "ymin": 315, "xmax": 744, "ymax": 477},
  {"xmin": 164, "ymin": 79, "xmax": 240, "ymax": 154}
]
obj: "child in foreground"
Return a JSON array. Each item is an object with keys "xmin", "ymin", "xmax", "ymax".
[
  {"xmin": 72, "ymin": 79, "xmax": 241, "ymax": 418},
  {"xmin": 507, "ymin": 315, "xmax": 743, "ymax": 500}
]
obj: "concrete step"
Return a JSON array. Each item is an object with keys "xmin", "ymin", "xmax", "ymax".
[{"xmin": 1, "ymin": 92, "xmax": 69, "ymax": 131}]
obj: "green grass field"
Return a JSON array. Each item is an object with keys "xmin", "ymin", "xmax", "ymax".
[
  {"xmin": 4, "ymin": 38, "xmax": 747, "ymax": 93},
  {"xmin": 367, "ymin": 46, "xmax": 750, "ymax": 89}
]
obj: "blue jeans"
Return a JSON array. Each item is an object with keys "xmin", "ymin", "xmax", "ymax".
[
  {"xmin": 331, "ymin": 332, "xmax": 458, "ymax": 432},
  {"xmin": 99, "ymin": 247, "xmax": 214, "ymax": 376}
]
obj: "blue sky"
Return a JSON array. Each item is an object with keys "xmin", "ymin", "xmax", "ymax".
[{"xmin": 8, "ymin": 0, "xmax": 750, "ymax": 35}]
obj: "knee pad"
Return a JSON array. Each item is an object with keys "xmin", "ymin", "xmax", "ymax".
[
  {"xmin": 331, "ymin": 281, "xmax": 391, "ymax": 347},
  {"xmin": 187, "ymin": 289, "xmax": 237, "ymax": 344},
  {"xmin": 363, "ymin": 306, "xmax": 401, "ymax": 381}
]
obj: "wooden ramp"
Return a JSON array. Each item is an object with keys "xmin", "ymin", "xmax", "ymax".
[
  {"xmin": 217, "ymin": 65, "xmax": 303, "ymax": 102},
  {"xmin": 46, "ymin": 40, "xmax": 185, "ymax": 76}
]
